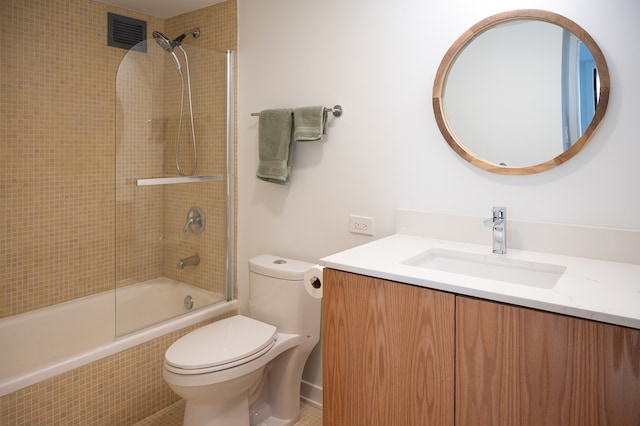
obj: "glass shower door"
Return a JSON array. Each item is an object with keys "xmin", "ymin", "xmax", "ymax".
[{"xmin": 114, "ymin": 41, "xmax": 233, "ymax": 336}]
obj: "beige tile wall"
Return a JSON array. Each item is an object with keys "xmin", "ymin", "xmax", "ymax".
[
  {"xmin": 0, "ymin": 0, "xmax": 237, "ymax": 316},
  {"xmin": 0, "ymin": 0, "xmax": 238, "ymax": 423},
  {"xmin": 0, "ymin": 0, "xmax": 132, "ymax": 318},
  {"xmin": 160, "ymin": 3, "xmax": 236, "ymax": 294}
]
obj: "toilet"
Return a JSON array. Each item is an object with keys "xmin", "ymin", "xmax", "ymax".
[{"xmin": 163, "ymin": 255, "xmax": 321, "ymax": 426}]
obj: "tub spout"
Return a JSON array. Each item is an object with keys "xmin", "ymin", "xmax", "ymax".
[{"xmin": 178, "ymin": 254, "xmax": 200, "ymax": 269}]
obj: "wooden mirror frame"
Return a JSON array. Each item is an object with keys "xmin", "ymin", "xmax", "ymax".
[{"xmin": 433, "ymin": 10, "xmax": 610, "ymax": 175}]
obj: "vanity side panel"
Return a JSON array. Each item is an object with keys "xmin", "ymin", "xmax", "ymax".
[
  {"xmin": 456, "ymin": 296, "xmax": 640, "ymax": 425},
  {"xmin": 322, "ymin": 269, "xmax": 455, "ymax": 426}
]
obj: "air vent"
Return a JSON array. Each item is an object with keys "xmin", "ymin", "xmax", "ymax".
[{"xmin": 108, "ymin": 12, "xmax": 147, "ymax": 52}]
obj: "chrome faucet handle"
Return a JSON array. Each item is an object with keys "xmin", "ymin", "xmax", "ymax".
[
  {"xmin": 183, "ymin": 206, "xmax": 205, "ymax": 234},
  {"xmin": 183, "ymin": 216, "xmax": 201, "ymax": 232},
  {"xmin": 492, "ymin": 206, "xmax": 506, "ymax": 220},
  {"xmin": 485, "ymin": 206, "xmax": 506, "ymax": 225}
]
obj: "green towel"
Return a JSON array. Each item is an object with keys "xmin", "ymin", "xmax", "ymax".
[
  {"xmin": 293, "ymin": 106, "xmax": 327, "ymax": 141},
  {"xmin": 257, "ymin": 108, "xmax": 294, "ymax": 184}
]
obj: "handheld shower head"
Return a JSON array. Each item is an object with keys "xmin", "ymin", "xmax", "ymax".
[
  {"xmin": 153, "ymin": 31, "xmax": 181, "ymax": 73},
  {"xmin": 152, "ymin": 31, "xmax": 174, "ymax": 52},
  {"xmin": 153, "ymin": 28, "xmax": 200, "ymax": 51},
  {"xmin": 169, "ymin": 52, "xmax": 182, "ymax": 74},
  {"xmin": 153, "ymin": 29, "xmax": 200, "ymax": 176},
  {"xmin": 153, "ymin": 29, "xmax": 199, "ymax": 75},
  {"xmin": 152, "ymin": 29, "xmax": 200, "ymax": 73}
]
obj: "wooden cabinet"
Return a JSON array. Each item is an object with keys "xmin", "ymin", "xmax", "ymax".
[
  {"xmin": 456, "ymin": 296, "xmax": 640, "ymax": 426},
  {"xmin": 322, "ymin": 269, "xmax": 455, "ymax": 426},
  {"xmin": 323, "ymin": 269, "xmax": 640, "ymax": 425}
]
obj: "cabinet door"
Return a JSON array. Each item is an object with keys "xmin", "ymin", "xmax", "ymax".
[
  {"xmin": 456, "ymin": 296, "xmax": 640, "ymax": 425},
  {"xmin": 323, "ymin": 269, "xmax": 455, "ymax": 426}
]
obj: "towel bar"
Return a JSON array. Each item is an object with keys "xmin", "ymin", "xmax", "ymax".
[{"xmin": 251, "ymin": 104, "xmax": 343, "ymax": 118}]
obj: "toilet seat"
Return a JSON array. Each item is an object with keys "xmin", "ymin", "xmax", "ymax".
[{"xmin": 165, "ymin": 315, "xmax": 277, "ymax": 375}]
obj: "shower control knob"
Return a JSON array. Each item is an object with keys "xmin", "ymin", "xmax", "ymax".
[{"xmin": 183, "ymin": 206, "xmax": 206, "ymax": 234}]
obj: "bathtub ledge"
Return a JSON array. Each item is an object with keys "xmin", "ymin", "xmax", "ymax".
[{"xmin": 0, "ymin": 299, "xmax": 238, "ymax": 397}]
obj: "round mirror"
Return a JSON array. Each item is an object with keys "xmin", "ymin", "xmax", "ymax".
[{"xmin": 433, "ymin": 10, "xmax": 610, "ymax": 175}]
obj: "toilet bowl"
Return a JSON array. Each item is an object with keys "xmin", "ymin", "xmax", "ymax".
[{"xmin": 163, "ymin": 255, "xmax": 321, "ymax": 426}]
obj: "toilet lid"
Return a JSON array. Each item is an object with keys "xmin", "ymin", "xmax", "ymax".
[{"xmin": 165, "ymin": 315, "xmax": 277, "ymax": 373}]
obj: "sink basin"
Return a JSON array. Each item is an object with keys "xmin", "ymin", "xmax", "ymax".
[{"xmin": 403, "ymin": 249, "xmax": 566, "ymax": 288}]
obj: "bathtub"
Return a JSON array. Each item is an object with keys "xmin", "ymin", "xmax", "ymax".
[{"xmin": 0, "ymin": 278, "xmax": 237, "ymax": 397}]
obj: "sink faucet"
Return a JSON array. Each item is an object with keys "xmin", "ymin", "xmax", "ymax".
[
  {"xmin": 484, "ymin": 206, "xmax": 507, "ymax": 254},
  {"xmin": 177, "ymin": 254, "xmax": 200, "ymax": 269}
]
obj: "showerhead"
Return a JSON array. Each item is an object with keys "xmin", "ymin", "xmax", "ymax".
[
  {"xmin": 152, "ymin": 28, "xmax": 200, "ymax": 52},
  {"xmin": 153, "ymin": 31, "xmax": 181, "ymax": 73},
  {"xmin": 152, "ymin": 29, "xmax": 200, "ymax": 74},
  {"xmin": 152, "ymin": 31, "xmax": 174, "ymax": 52}
]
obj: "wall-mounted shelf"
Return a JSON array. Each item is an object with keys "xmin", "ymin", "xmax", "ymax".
[{"xmin": 136, "ymin": 175, "xmax": 224, "ymax": 186}]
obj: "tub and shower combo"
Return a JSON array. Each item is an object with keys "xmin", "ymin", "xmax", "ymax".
[{"xmin": 1, "ymin": 30, "xmax": 236, "ymax": 402}]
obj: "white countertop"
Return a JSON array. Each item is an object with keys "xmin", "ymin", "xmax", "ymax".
[{"xmin": 321, "ymin": 233, "xmax": 640, "ymax": 330}]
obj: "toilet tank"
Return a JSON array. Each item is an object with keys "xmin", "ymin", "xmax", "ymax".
[{"xmin": 249, "ymin": 255, "xmax": 321, "ymax": 336}]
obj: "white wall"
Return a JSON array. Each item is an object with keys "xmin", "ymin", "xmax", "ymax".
[{"xmin": 237, "ymin": 0, "xmax": 640, "ymax": 393}]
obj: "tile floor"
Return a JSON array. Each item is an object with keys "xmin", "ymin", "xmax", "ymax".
[{"xmin": 136, "ymin": 399, "xmax": 322, "ymax": 425}]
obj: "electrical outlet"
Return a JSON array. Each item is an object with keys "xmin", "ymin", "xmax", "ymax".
[{"xmin": 349, "ymin": 215, "xmax": 374, "ymax": 236}]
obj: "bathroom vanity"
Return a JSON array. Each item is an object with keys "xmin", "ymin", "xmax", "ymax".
[
  {"xmin": 321, "ymin": 231, "xmax": 640, "ymax": 425},
  {"xmin": 321, "ymin": 6, "xmax": 633, "ymax": 423}
]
